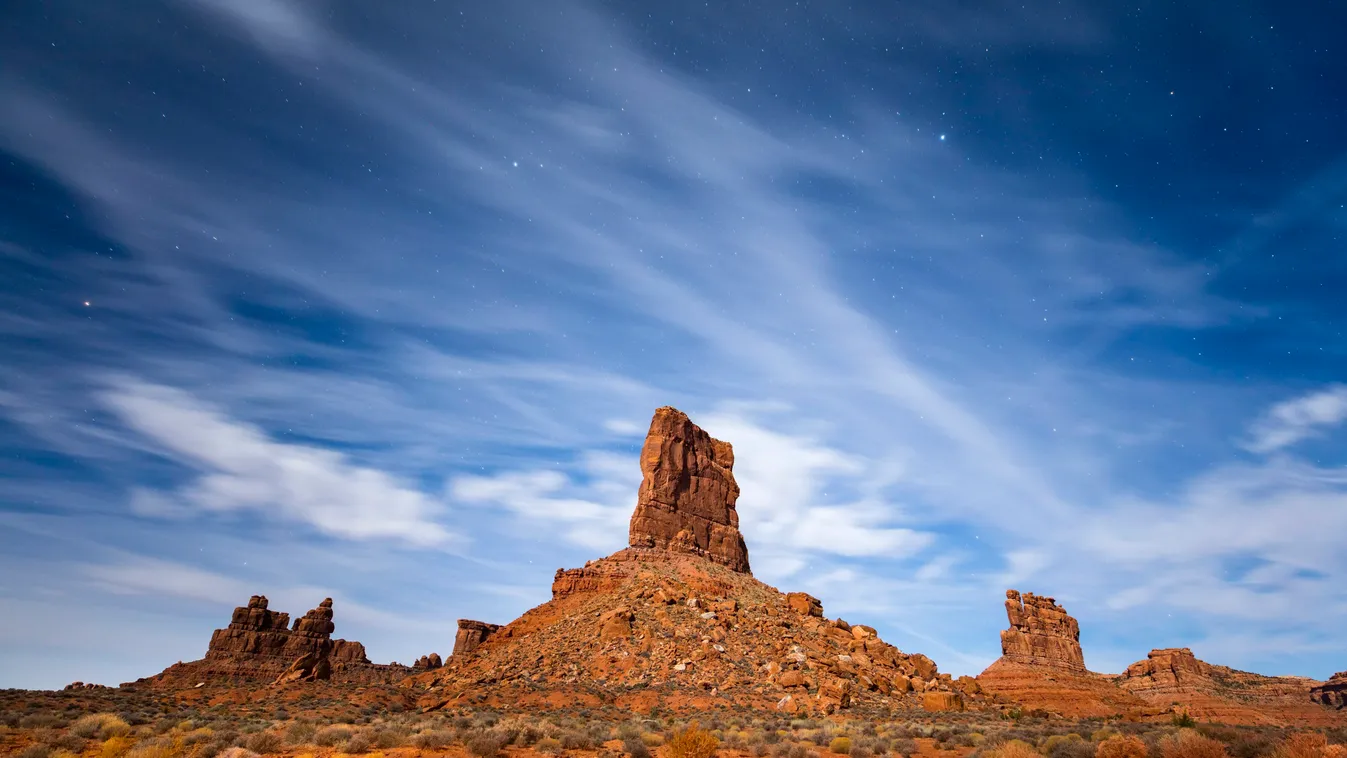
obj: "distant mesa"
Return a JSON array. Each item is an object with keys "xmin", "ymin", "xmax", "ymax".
[{"xmin": 976, "ymin": 589, "xmax": 1344, "ymax": 725}]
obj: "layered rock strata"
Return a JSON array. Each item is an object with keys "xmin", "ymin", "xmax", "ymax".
[
  {"xmin": 1118, "ymin": 648, "xmax": 1341, "ymax": 725},
  {"xmin": 1000, "ymin": 589, "xmax": 1086, "ymax": 671},
  {"xmin": 627, "ymin": 406, "xmax": 751, "ymax": 573},
  {"xmin": 1313, "ymin": 672, "xmax": 1347, "ymax": 709},
  {"xmin": 978, "ymin": 589, "xmax": 1150, "ymax": 718}
]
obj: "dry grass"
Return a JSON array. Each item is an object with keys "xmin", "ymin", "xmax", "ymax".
[
  {"xmin": 71, "ymin": 715, "xmax": 133, "ymax": 740},
  {"xmin": 1161, "ymin": 731, "xmax": 1230, "ymax": 758},
  {"xmin": 1097, "ymin": 735, "xmax": 1149, "ymax": 758}
]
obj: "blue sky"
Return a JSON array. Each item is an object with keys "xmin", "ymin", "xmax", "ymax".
[{"xmin": 2, "ymin": 0, "xmax": 1347, "ymax": 690}]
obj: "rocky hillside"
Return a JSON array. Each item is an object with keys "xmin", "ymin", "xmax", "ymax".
[{"xmin": 403, "ymin": 406, "xmax": 985, "ymax": 715}]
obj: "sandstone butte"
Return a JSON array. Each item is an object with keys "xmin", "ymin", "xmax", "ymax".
[
  {"xmin": 975, "ymin": 591, "xmax": 1345, "ymax": 726},
  {"xmin": 403, "ymin": 406, "xmax": 979, "ymax": 715}
]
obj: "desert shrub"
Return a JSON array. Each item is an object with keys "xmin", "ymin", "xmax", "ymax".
[
  {"xmin": 50, "ymin": 732, "xmax": 88, "ymax": 752},
  {"xmin": 1052, "ymin": 740, "xmax": 1098, "ymax": 758},
  {"xmin": 856, "ymin": 737, "xmax": 889, "ymax": 756},
  {"xmin": 561, "ymin": 729, "xmax": 598, "ymax": 750},
  {"xmin": 1273, "ymin": 734, "xmax": 1330, "ymax": 758},
  {"xmin": 1224, "ymin": 734, "xmax": 1276, "ymax": 758},
  {"xmin": 992, "ymin": 740, "xmax": 1043, "ymax": 758},
  {"xmin": 101, "ymin": 736, "xmax": 136, "ymax": 758},
  {"xmin": 1326, "ymin": 748, "xmax": 1347, "ymax": 758},
  {"xmin": 1161, "ymin": 731, "xmax": 1229, "ymax": 758},
  {"xmin": 347, "ymin": 733, "xmax": 375, "ymax": 755},
  {"xmin": 372, "ymin": 727, "xmax": 409, "ymax": 749},
  {"xmin": 669, "ymin": 727, "xmax": 721, "ymax": 758},
  {"xmin": 72, "ymin": 714, "xmax": 133, "ymax": 740},
  {"xmin": 1094, "ymin": 731, "xmax": 1124, "ymax": 744},
  {"xmin": 644, "ymin": 732, "xmax": 667, "ymax": 747},
  {"xmin": 410, "ymin": 729, "xmax": 455, "ymax": 750},
  {"xmin": 1172, "ymin": 713, "xmax": 1197, "ymax": 729},
  {"xmin": 283, "ymin": 721, "xmax": 316, "ymax": 746},
  {"xmin": 215, "ymin": 749, "xmax": 260, "ymax": 758},
  {"xmin": 832, "ymin": 738, "xmax": 854, "ymax": 755},
  {"xmin": 891, "ymin": 739, "xmax": 919, "ymax": 758},
  {"xmin": 627, "ymin": 735, "xmax": 654, "ymax": 758},
  {"xmin": 125, "ymin": 737, "xmax": 186, "ymax": 758},
  {"xmin": 313, "ymin": 726, "xmax": 353, "ymax": 748},
  {"xmin": 21, "ymin": 714, "xmax": 67, "ymax": 729},
  {"xmin": 536, "ymin": 737, "xmax": 564, "ymax": 754},
  {"xmin": 16, "ymin": 746, "xmax": 53, "ymax": 758},
  {"xmin": 466, "ymin": 729, "xmax": 509, "ymax": 758},
  {"xmin": 241, "ymin": 731, "xmax": 282, "ymax": 755},
  {"xmin": 1098, "ymin": 735, "xmax": 1149, "ymax": 758},
  {"xmin": 774, "ymin": 743, "xmax": 811, "ymax": 758}
]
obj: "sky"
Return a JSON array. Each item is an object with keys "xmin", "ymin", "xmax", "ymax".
[{"xmin": 2, "ymin": 0, "xmax": 1346, "ymax": 691}]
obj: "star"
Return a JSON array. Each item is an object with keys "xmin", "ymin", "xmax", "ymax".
[
  {"xmin": 939, "ymin": 134, "xmax": 946, "ymax": 141},
  {"xmin": 83, "ymin": 301, "xmax": 90, "ymax": 306}
]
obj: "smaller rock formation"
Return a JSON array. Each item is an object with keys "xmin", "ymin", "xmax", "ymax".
[
  {"xmin": 627, "ymin": 407, "xmax": 751, "ymax": 573},
  {"xmin": 413, "ymin": 653, "xmax": 443, "ymax": 671},
  {"xmin": 133, "ymin": 594, "xmax": 402, "ymax": 689},
  {"xmin": 453, "ymin": 620, "xmax": 499, "ymax": 657},
  {"xmin": 1000, "ymin": 589, "xmax": 1086, "ymax": 672},
  {"xmin": 1313, "ymin": 672, "xmax": 1347, "ymax": 709}
]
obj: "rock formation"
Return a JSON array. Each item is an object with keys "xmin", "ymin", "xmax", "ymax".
[
  {"xmin": 999, "ymin": 589, "xmax": 1086, "ymax": 672},
  {"xmin": 131, "ymin": 595, "xmax": 409, "ymax": 690},
  {"xmin": 453, "ymin": 620, "xmax": 499, "ymax": 657},
  {"xmin": 404, "ymin": 406, "xmax": 978, "ymax": 715},
  {"xmin": 627, "ymin": 406, "xmax": 751, "ymax": 573},
  {"xmin": 1313, "ymin": 672, "xmax": 1347, "ymax": 709},
  {"xmin": 977, "ymin": 592, "xmax": 1345, "ymax": 726},
  {"xmin": 978, "ymin": 589, "xmax": 1150, "ymax": 718},
  {"xmin": 1117, "ymin": 649, "xmax": 1342, "ymax": 725},
  {"xmin": 413, "ymin": 653, "xmax": 443, "ymax": 671}
]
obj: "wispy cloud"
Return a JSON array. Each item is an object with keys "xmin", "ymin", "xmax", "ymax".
[
  {"xmin": 1243, "ymin": 384, "xmax": 1347, "ymax": 454},
  {"xmin": 100, "ymin": 377, "xmax": 459, "ymax": 548}
]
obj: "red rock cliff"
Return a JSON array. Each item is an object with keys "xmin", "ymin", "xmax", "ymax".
[
  {"xmin": 627, "ymin": 406, "xmax": 751, "ymax": 573},
  {"xmin": 1000, "ymin": 589, "xmax": 1086, "ymax": 672}
]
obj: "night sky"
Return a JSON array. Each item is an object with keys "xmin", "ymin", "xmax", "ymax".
[{"xmin": 3, "ymin": 0, "xmax": 1346, "ymax": 690}]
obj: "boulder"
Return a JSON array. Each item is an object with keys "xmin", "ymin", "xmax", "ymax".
[{"xmin": 922, "ymin": 691, "xmax": 965, "ymax": 712}]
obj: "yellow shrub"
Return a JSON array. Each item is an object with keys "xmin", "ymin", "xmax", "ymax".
[
  {"xmin": 1273, "ymin": 733, "xmax": 1328, "ymax": 758},
  {"xmin": 73, "ymin": 714, "xmax": 133, "ymax": 740},
  {"xmin": 641, "ymin": 733, "xmax": 665, "ymax": 747},
  {"xmin": 993, "ymin": 741, "xmax": 1044, "ymax": 758},
  {"xmin": 102, "ymin": 736, "xmax": 136, "ymax": 758},
  {"xmin": 668, "ymin": 727, "xmax": 719, "ymax": 758},
  {"xmin": 1160, "ymin": 731, "xmax": 1228, "ymax": 758},
  {"xmin": 1325, "ymin": 745, "xmax": 1347, "ymax": 758},
  {"xmin": 830, "ymin": 737, "xmax": 853, "ymax": 755},
  {"xmin": 1093, "ymin": 730, "xmax": 1122, "ymax": 744},
  {"xmin": 127, "ymin": 738, "xmax": 186, "ymax": 758},
  {"xmin": 1097, "ymin": 735, "xmax": 1148, "ymax": 758}
]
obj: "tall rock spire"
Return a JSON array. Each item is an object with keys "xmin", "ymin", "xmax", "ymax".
[{"xmin": 627, "ymin": 406, "xmax": 751, "ymax": 573}]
